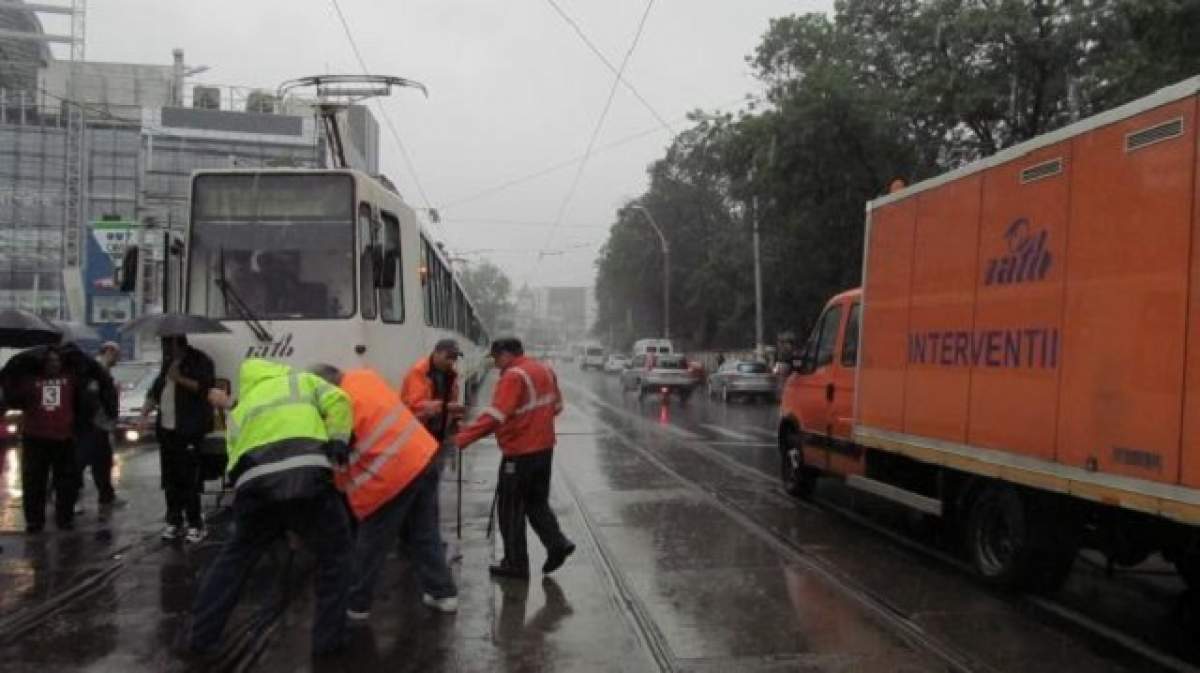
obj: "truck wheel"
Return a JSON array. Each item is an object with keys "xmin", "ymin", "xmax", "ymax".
[
  {"xmin": 780, "ymin": 427, "xmax": 816, "ymax": 498},
  {"xmin": 965, "ymin": 485, "xmax": 1077, "ymax": 592}
]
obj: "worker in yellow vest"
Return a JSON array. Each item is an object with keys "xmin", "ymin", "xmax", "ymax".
[
  {"xmin": 186, "ymin": 358, "xmax": 354, "ymax": 657},
  {"xmin": 310, "ymin": 364, "xmax": 459, "ymax": 620}
]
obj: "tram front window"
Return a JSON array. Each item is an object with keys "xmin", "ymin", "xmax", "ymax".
[{"xmin": 188, "ymin": 173, "xmax": 356, "ymax": 320}]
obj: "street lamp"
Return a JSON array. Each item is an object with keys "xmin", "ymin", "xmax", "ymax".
[{"xmin": 631, "ymin": 204, "xmax": 670, "ymax": 340}]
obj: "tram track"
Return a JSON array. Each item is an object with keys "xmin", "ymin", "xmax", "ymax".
[{"xmin": 562, "ymin": 378, "xmax": 1200, "ymax": 673}]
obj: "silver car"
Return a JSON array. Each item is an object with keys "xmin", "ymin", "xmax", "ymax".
[
  {"xmin": 707, "ymin": 360, "xmax": 777, "ymax": 403},
  {"xmin": 621, "ymin": 353, "xmax": 697, "ymax": 401}
]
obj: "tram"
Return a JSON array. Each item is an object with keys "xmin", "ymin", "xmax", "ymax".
[{"xmin": 174, "ymin": 168, "xmax": 489, "ymax": 398}]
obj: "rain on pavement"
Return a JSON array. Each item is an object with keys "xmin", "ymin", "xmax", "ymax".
[{"xmin": 1, "ymin": 367, "xmax": 1197, "ymax": 673}]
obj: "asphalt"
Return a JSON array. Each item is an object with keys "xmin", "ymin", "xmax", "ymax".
[{"xmin": 0, "ymin": 366, "xmax": 1198, "ymax": 672}]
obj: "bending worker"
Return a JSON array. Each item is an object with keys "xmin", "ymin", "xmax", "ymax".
[
  {"xmin": 455, "ymin": 337, "xmax": 575, "ymax": 580},
  {"xmin": 187, "ymin": 358, "xmax": 354, "ymax": 657},
  {"xmin": 311, "ymin": 364, "xmax": 459, "ymax": 619}
]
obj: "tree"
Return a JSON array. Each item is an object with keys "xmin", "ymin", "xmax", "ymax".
[
  {"xmin": 594, "ymin": 0, "xmax": 1200, "ymax": 351},
  {"xmin": 459, "ymin": 259, "xmax": 514, "ymax": 333}
]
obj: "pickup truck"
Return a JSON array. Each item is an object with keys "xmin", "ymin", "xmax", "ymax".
[{"xmin": 779, "ymin": 75, "xmax": 1200, "ymax": 592}]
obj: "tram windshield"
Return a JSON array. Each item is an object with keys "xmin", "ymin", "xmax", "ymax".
[{"xmin": 188, "ymin": 173, "xmax": 356, "ymax": 320}]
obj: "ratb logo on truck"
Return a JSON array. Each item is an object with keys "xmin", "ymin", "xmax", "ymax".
[{"xmin": 984, "ymin": 217, "xmax": 1051, "ymax": 286}]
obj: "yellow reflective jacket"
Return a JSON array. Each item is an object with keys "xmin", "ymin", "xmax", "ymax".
[{"xmin": 226, "ymin": 358, "xmax": 352, "ymax": 498}]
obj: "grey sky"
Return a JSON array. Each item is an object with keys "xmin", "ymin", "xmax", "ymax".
[{"xmin": 84, "ymin": 0, "xmax": 833, "ymax": 288}]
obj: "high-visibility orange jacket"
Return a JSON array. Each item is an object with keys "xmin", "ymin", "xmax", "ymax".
[
  {"xmin": 400, "ymin": 357, "xmax": 459, "ymax": 432},
  {"xmin": 455, "ymin": 356, "xmax": 561, "ymax": 457},
  {"xmin": 336, "ymin": 368, "xmax": 438, "ymax": 520}
]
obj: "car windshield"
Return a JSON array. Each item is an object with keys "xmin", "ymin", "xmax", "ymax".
[
  {"xmin": 187, "ymin": 173, "xmax": 356, "ymax": 320},
  {"xmin": 111, "ymin": 362, "xmax": 158, "ymax": 391},
  {"xmin": 737, "ymin": 362, "xmax": 769, "ymax": 374},
  {"xmin": 587, "ymin": 347, "xmax": 604, "ymax": 356},
  {"xmin": 655, "ymin": 355, "xmax": 687, "ymax": 370}
]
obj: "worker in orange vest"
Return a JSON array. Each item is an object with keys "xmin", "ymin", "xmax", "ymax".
[
  {"xmin": 310, "ymin": 364, "xmax": 459, "ymax": 619},
  {"xmin": 454, "ymin": 337, "xmax": 575, "ymax": 580},
  {"xmin": 400, "ymin": 339, "xmax": 466, "ymax": 444}
]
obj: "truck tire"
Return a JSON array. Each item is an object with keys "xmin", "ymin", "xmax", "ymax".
[
  {"xmin": 965, "ymin": 484, "xmax": 1077, "ymax": 592},
  {"xmin": 779, "ymin": 427, "xmax": 816, "ymax": 498}
]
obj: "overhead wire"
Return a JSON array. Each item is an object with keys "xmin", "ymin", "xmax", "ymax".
[
  {"xmin": 328, "ymin": 0, "xmax": 436, "ymax": 216},
  {"xmin": 534, "ymin": 0, "xmax": 657, "ymax": 265},
  {"xmin": 434, "ymin": 94, "xmax": 749, "ymax": 212},
  {"xmin": 542, "ymin": 0, "xmax": 673, "ymax": 136}
]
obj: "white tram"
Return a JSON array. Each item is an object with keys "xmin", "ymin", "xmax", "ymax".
[{"xmin": 177, "ymin": 168, "xmax": 489, "ymax": 397}]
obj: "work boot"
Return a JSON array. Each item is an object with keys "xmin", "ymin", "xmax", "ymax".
[
  {"xmin": 543, "ymin": 542, "xmax": 576, "ymax": 574},
  {"xmin": 489, "ymin": 561, "xmax": 530, "ymax": 580}
]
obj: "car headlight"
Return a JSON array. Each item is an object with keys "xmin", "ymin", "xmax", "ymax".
[
  {"xmin": 124, "ymin": 429, "xmax": 141, "ymax": 443},
  {"xmin": 6, "ymin": 424, "xmax": 17, "ymax": 434}
]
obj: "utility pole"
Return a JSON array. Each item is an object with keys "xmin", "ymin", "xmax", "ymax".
[
  {"xmin": 752, "ymin": 195, "xmax": 764, "ymax": 359},
  {"xmin": 632, "ymin": 205, "xmax": 670, "ymax": 340}
]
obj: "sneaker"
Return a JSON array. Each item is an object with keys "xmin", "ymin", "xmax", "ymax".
[
  {"xmin": 73, "ymin": 504, "xmax": 85, "ymax": 516},
  {"xmin": 161, "ymin": 525, "xmax": 181, "ymax": 541},
  {"xmin": 184, "ymin": 527, "xmax": 206, "ymax": 544},
  {"xmin": 422, "ymin": 593, "xmax": 459, "ymax": 613},
  {"xmin": 346, "ymin": 609, "xmax": 370, "ymax": 622},
  {"xmin": 542, "ymin": 542, "xmax": 576, "ymax": 574}
]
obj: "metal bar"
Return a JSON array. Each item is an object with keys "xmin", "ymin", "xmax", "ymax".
[
  {"xmin": 0, "ymin": 28, "xmax": 73, "ymax": 43},
  {"xmin": 846, "ymin": 475, "xmax": 943, "ymax": 516}
]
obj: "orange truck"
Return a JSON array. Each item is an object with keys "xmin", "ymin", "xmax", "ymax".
[{"xmin": 779, "ymin": 76, "xmax": 1200, "ymax": 591}]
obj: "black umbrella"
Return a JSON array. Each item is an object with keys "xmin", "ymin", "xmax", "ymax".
[
  {"xmin": 119, "ymin": 312, "xmax": 231, "ymax": 338},
  {"xmin": 0, "ymin": 308, "xmax": 64, "ymax": 348},
  {"xmin": 51, "ymin": 320, "xmax": 101, "ymax": 343}
]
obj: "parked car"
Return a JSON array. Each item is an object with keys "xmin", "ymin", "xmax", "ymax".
[
  {"xmin": 603, "ymin": 354, "xmax": 630, "ymax": 373},
  {"xmin": 112, "ymin": 360, "xmax": 159, "ymax": 444},
  {"xmin": 708, "ymin": 360, "xmax": 777, "ymax": 403},
  {"xmin": 621, "ymin": 353, "xmax": 697, "ymax": 402}
]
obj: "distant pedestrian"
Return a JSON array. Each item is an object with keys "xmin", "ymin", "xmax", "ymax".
[
  {"xmin": 9, "ymin": 348, "xmax": 80, "ymax": 532},
  {"xmin": 312, "ymin": 364, "xmax": 458, "ymax": 619},
  {"xmin": 187, "ymin": 358, "xmax": 354, "ymax": 658},
  {"xmin": 78, "ymin": 342, "xmax": 120, "ymax": 507},
  {"xmin": 455, "ymin": 337, "xmax": 575, "ymax": 580},
  {"xmin": 143, "ymin": 335, "xmax": 214, "ymax": 543}
]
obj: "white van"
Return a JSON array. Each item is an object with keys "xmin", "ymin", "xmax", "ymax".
[
  {"xmin": 580, "ymin": 345, "xmax": 606, "ymax": 370},
  {"xmin": 631, "ymin": 338, "xmax": 674, "ymax": 357}
]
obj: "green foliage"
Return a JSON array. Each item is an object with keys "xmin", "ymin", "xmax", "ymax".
[
  {"xmin": 594, "ymin": 0, "xmax": 1200, "ymax": 350},
  {"xmin": 459, "ymin": 260, "xmax": 514, "ymax": 333}
]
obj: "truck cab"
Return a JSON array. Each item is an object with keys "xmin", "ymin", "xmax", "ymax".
[{"xmin": 779, "ymin": 289, "xmax": 862, "ymax": 493}]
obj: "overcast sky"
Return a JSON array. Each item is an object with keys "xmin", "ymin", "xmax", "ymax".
[{"xmin": 81, "ymin": 0, "xmax": 833, "ymax": 289}]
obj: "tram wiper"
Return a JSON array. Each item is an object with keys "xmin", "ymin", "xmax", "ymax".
[{"xmin": 217, "ymin": 247, "xmax": 274, "ymax": 343}]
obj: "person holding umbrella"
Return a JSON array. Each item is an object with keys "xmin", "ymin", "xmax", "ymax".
[{"xmin": 142, "ymin": 335, "xmax": 215, "ymax": 543}]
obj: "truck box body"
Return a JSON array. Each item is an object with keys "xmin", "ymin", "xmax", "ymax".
[{"xmin": 854, "ymin": 77, "xmax": 1200, "ymax": 523}]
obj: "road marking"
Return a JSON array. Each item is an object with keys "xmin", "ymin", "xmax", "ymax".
[
  {"xmin": 699, "ymin": 424, "xmax": 757, "ymax": 441},
  {"xmin": 738, "ymin": 426, "xmax": 777, "ymax": 440}
]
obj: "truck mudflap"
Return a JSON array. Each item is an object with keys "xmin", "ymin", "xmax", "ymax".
[{"xmin": 854, "ymin": 425, "xmax": 1200, "ymax": 526}]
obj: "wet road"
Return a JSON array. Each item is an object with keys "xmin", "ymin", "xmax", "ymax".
[{"xmin": 0, "ymin": 367, "xmax": 1197, "ymax": 672}]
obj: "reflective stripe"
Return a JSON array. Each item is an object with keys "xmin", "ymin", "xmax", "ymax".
[
  {"xmin": 348, "ymin": 416, "xmax": 420, "ymax": 491},
  {"xmin": 235, "ymin": 453, "xmax": 331, "ymax": 489},
  {"xmin": 516, "ymin": 394, "xmax": 559, "ymax": 415},
  {"xmin": 356, "ymin": 402, "xmax": 409, "ymax": 453},
  {"xmin": 482, "ymin": 406, "xmax": 506, "ymax": 422},
  {"xmin": 288, "ymin": 373, "xmax": 300, "ymax": 400},
  {"xmin": 226, "ymin": 412, "xmax": 241, "ymax": 444},
  {"xmin": 510, "ymin": 367, "xmax": 537, "ymax": 407}
]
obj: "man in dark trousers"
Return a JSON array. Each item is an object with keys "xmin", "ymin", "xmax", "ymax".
[
  {"xmin": 455, "ymin": 337, "xmax": 575, "ymax": 579},
  {"xmin": 11, "ymin": 348, "xmax": 80, "ymax": 532},
  {"xmin": 78, "ymin": 341, "xmax": 120, "ymax": 507},
  {"xmin": 143, "ymin": 335, "xmax": 214, "ymax": 544}
]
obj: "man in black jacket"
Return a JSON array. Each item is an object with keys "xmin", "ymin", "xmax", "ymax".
[{"xmin": 143, "ymin": 336, "xmax": 214, "ymax": 543}]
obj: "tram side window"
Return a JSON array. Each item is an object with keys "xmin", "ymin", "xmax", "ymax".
[
  {"xmin": 380, "ymin": 211, "xmax": 404, "ymax": 323},
  {"xmin": 421, "ymin": 239, "xmax": 434, "ymax": 325},
  {"xmin": 358, "ymin": 204, "xmax": 377, "ymax": 320}
]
